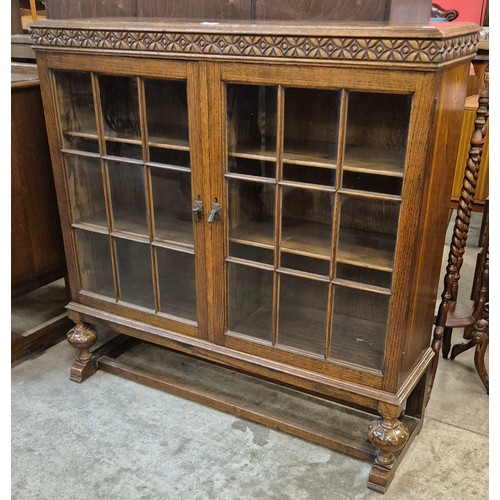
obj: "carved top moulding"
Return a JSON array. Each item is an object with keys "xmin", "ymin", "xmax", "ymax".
[{"xmin": 29, "ymin": 20, "xmax": 480, "ymax": 68}]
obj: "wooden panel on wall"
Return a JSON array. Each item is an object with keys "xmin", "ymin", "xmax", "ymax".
[
  {"xmin": 11, "ymin": 68, "xmax": 66, "ymax": 296},
  {"xmin": 12, "ymin": 0, "xmax": 23, "ymax": 34},
  {"xmin": 46, "ymin": 0, "xmax": 433, "ymax": 22},
  {"xmin": 137, "ymin": 0, "xmax": 252, "ymax": 19},
  {"xmin": 46, "ymin": 0, "xmax": 137, "ymax": 19},
  {"xmin": 388, "ymin": 0, "xmax": 431, "ymax": 23},
  {"xmin": 255, "ymin": 0, "xmax": 388, "ymax": 21},
  {"xmin": 451, "ymin": 95, "xmax": 489, "ymax": 207}
]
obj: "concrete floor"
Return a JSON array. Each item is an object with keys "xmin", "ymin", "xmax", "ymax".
[{"xmin": 11, "ymin": 212, "xmax": 488, "ymax": 499}]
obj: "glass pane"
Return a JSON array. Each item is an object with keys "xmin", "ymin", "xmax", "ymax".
[
  {"xmin": 228, "ymin": 158, "xmax": 275, "ymax": 179},
  {"xmin": 283, "ymin": 163, "xmax": 334, "ymax": 186},
  {"xmin": 344, "ymin": 92, "xmax": 411, "ymax": 193},
  {"xmin": 115, "ymin": 238, "xmax": 154, "ymax": 309},
  {"xmin": 278, "ymin": 275, "xmax": 328, "ymax": 356},
  {"xmin": 157, "ymin": 248, "xmax": 197, "ymax": 322},
  {"xmin": 99, "ymin": 75, "xmax": 141, "ymax": 143},
  {"xmin": 229, "ymin": 243, "xmax": 274, "ymax": 265},
  {"xmin": 280, "ymin": 253, "xmax": 329, "ymax": 277},
  {"xmin": 228, "ymin": 263, "xmax": 273, "ymax": 342},
  {"xmin": 108, "ymin": 160, "xmax": 148, "ymax": 235},
  {"xmin": 227, "ymin": 85, "xmax": 277, "ymax": 160},
  {"xmin": 336, "ymin": 195, "xmax": 400, "ymax": 274},
  {"xmin": 283, "ymin": 88, "xmax": 340, "ymax": 185},
  {"xmin": 74, "ymin": 229, "xmax": 114, "ymax": 297},
  {"xmin": 54, "ymin": 71, "xmax": 98, "ymax": 153},
  {"xmin": 65, "ymin": 154, "xmax": 106, "ymax": 227},
  {"xmin": 150, "ymin": 148, "xmax": 190, "ymax": 168},
  {"xmin": 145, "ymin": 79, "xmax": 189, "ymax": 147},
  {"xmin": 342, "ymin": 171, "xmax": 402, "ymax": 196},
  {"xmin": 106, "ymin": 142, "xmax": 143, "ymax": 160},
  {"xmin": 151, "ymin": 167, "xmax": 193, "ymax": 245},
  {"xmin": 228, "ymin": 179, "xmax": 275, "ymax": 250},
  {"xmin": 281, "ymin": 187, "xmax": 333, "ymax": 259},
  {"xmin": 330, "ymin": 285, "xmax": 389, "ymax": 370},
  {"xmin": 336, "ymin": 264, "xmax": 392, "ymax": 289}
]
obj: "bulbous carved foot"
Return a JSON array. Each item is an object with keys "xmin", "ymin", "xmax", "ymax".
[
  {"xmin": 367, "ymin": 416, "xmax": 410, "ymax": 492},
  {"xmin": 67, "ymin": 322, "xmax": 98, "ymax": 383},
  {"xmin": 368, "ymin": 417, "xmax": 409, "ymax": 467}
]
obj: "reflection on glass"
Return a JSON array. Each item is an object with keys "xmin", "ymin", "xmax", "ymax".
[
  {"xmin": 151, "ymin": 167, "xmax": 193, "ymax": 245},
  {"xmin": 54, "ymin": 71, "xmax": 98, "ymax": 152},
  {"xmin": 74, "ymin": 229, "xmax": 114, "ymax": 297},
  {"xmin": 337, "ymin": 195, "xmax": 399, "ymax": 273},
  {"xmin": 281, "ymin": 187, "xmax": 333, "ymax": 259},
  {"xmin": 65, "ymin": 154, "xmax": 106, "ymax": 227},
  {"xmin": 145, "ymin": 79, "xmax": 189, "ymax": 147},
  {"xmin": 330, "ymin": 285, "xmax": 389, "ymax": 370},
  {"xmin": 157, "ymin": 248, "xmax": 197, "ymax": 322},
  {"xmin": 108, "ymin": 160, "xmax": 148, "ymax": 235},
  {"xmin": 284, "ymin": 88, "xmax": 340, "ymax": 181},
  {"xmin": 99, "ymin": 75, "xmax": 141, "ymax": 141},
  {"xmin": 115, "ymin": 238, "xmax": 153, "ymax": 309},
  {"xmin": 344, "ymin": 92, "xmax": 411, "ymax": 185},
  {"xmin": 227, "ymin": 84, "xmax": 277, "ymax": 158},
  {"xmin": 228, "ymin": 179, "xmax": 275, "ymax": 249},
  {"xmin": 278, "ymin": 275, "xmax": 328, "ymax": 355},
  {"xmin": 228, "ymin": 263, "xmax": 273, "ymax": 342}
]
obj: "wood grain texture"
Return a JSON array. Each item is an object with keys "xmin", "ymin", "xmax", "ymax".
[
  {"xmin": 31, "ymin": 21, "xmax": 476, "ymax": 492},
  {"xmin": 44, "ymin": 0, "xmax": 432, "ymax": 23},
  {"xmin": 451, "ymin": 95, "xmax": 489, "ymax": 207},
  {"xmin": 388, "ymin": 0, "xmax": 431, "ymax": 23},
  {"xmin": 45, "ymin": 0, "xmax": 137, "ymax": 19},
  {"xmin": 399, "ymin": 62, "xmax": 471, "ymax": 385},
  {"xmin": 11, "ymin": 66, "xmax": 67, "ymax": 297},
  {"xmin": 255, "ymin": 0, "xmax": 387, "ymax": 21},
  {"xmin": 137, "ymin": 0, "xmax": 251, "ymax": 19},
  {"xmin": 29, "ymin": 20, "xmax": 479, "ymax": 70}
]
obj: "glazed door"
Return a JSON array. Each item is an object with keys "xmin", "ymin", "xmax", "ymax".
[
  {"xmin": 44, "ymin": 56, "xmax": 208, "ymax": 339},
  {"xmin": 210, "ymin": 63, "xmax": 421, "ymax": 384}
]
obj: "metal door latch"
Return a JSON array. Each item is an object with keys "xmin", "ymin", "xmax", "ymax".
[
  {"xmin": 208, "ymin": 202, "xmax": 222, "ymax": 223},
  {"xmin": 192, "ymin": 199, "xmax": 204, "ymax": 222}
]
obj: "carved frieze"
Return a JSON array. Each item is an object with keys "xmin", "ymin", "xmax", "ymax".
[{"xmin": 30, "ymin": 27, "xmax": 479, "ymax": 66}]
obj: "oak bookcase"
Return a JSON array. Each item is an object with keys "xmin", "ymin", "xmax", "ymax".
[{"xmin": 30, "ymin": 19, "xmax": 479, "ymax": 492}]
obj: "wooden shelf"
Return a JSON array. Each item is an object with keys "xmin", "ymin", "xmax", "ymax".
[
  {"xmin": 344, "ymin": 145, "xmax": 405, "ymax": 177},
  {"xmin": 229, "ymin": 141, "xmax": 405, "ymax": 176},
  {"xmin": 64, "ymin": 130, "xmax": 192, "ymax": 152},
  {"xmin": 330, "ymin": 314, "xmax": 385, "ymax": 370},
  {"xmin": 72, "ymin": 210, "xmax": 108, "ymax": 231},
  {"xmin": 229, "ymin": 305, "xmax": 384, "ymax": 370},
  {"xmin": 337, "ymin": 229, "xmax": 395, "ymax": 272},
  {"xmin": 153, "ymin": 208, "xmax": 194, "ymax": 249},
  {"xmin": 228, "ymin": 143, "xmax": 276, "ymax": 163},
  {"xmin": 229, "ymin": 220, "xmax": 395, "ymax": 271},
  {"xmin": 112, "ymin": 207, "xmax": 149, "ymax": 237},
  {"xmin": 104, "ymin": 129, "xmax": 142, "ymax": 145},
  {"xmin": 148, "ymin": 135, "xmax": 190, "ymax": 151},
  {"xmin": 64, "ymin": 129, "xmax": 141, "ymax": 146},
  {"xmin": 64, "ymin": 130, "xmax": 99, "ymax": 141},
  {"xmin": 229, "ymin": 306, "xmax": 273, "ymax": 343}
]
